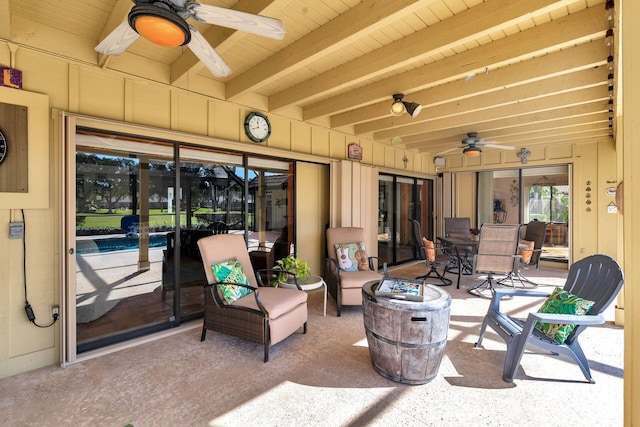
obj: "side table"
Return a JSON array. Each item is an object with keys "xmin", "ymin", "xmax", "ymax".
[
  {"xmin": 362, "ymin": 280, "xmax": 451, "ymax": 384},
  {"xmin": 279, "ymin": 274, "xmax": 327, "ymax": 316}
]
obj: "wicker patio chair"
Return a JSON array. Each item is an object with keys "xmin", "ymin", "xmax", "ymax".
[{"xmin": 197, "ymin": 233, "xmax": 308, "ymax": 362}]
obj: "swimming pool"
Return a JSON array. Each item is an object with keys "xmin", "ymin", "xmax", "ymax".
[{"xmin": 76, "ymin": 234, "xmax": 168, "ymax": 254}]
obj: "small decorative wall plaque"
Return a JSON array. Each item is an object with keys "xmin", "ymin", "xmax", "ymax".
[{"xmin": 348, "ymin": 143, "xmax": 362, "ymax": 160}]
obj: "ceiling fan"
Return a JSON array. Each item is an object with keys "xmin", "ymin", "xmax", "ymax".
[
  {"xmin": 436, "ymin": 132, "xmax": 515, "ymax": 157},
  {"xmin": 95, "ymin": 0, "xmax": 285, "ymax": 78}
]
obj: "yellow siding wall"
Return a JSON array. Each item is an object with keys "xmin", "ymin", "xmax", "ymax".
[
  {"xmin": 454, "ymin": 172, "xmax": 476, "ymax": 226},
  {"xmin": 0, "ymin": 86, "xmax": 58, "ymax": 378},
  {"xmin": 0, "ymin": 46, "xmax": 433, "ymax": 378},
  {"xmin": 296, "ymin": 162, "xmax": 330, "ymax": 276}
]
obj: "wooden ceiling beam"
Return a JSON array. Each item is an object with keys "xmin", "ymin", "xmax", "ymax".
[
  {"xmin": 497, "ymin": 129, "xmax": 610, "ymax": 145},
  {"xmin": 269, "ymin": 0, "xmax": 566, "ymax": 111},
  {"xmin": 403, "ymin": 113, "xmax": 609, "ymax": 148},
  {"xmin": 338, "ymin": 40, "xmax": 608, "ymax": 130},
  {"xmin": 404, "ymin": 101, "xmax": 608, "ymax": 146},
  {"xmin": 374, "ymin": 85, "xmax": 608, "ymax": 141},
  {"xmin": 304, "ymin": 5, "xmax": 606, "ymax": 121},
  {"xmin": 439, "ymin": 130, "xmax": 610, "ymax": 155},
  {"xmin": 225, "ymin": 0, "xmax": 430, "ymax": 101},
  {"xmin": 490, "ymin": 123, "xmax": 610, "ymax": 145},
  {"xmin": 423, "ymin": 132, "xmax": 609, "ymax": 156},
  {"xmin": 416, "ymin": 119, "xmax": 610, "ymax": 153},
  {"xmin": 356, "ymin": 65, "xmax": 608, "ymax": 135},
  {"xmin": 397, "ymin": 101, "xmax": 608, "ymax": 150}
]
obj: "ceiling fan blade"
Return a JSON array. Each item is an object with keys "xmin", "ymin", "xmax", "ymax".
[
  {"xmin": 192, "ymin": 4, "xmax": 285, "ymax": 40},
  {"xmin": 188, "ymin": 28, "xmax": 233, "ymax": 77},
  {"xmin": 482, "ymin": 143, "xmax": 515, "ymax": 150},
  {"xmin": 95, "ymin": 21, "xmax": 140, "ymax": 55}
]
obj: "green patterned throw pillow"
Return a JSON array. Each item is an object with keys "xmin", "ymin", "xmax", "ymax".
[
  {"xmin": 534, "ymin": 287, "xmax": 594, "ymax": 344},
  {"xmin": 211, "ymin": 258, "xmax": 252, "ymax": 304}
]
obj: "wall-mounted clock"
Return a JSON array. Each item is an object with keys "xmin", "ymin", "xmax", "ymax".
[
  {"xmin": 244, "ymin": 112, "xmax": 271, "ymax": 143},
  {"xmin": 0, "ymin": 129, "xmax": 7, "ymax": 165}
]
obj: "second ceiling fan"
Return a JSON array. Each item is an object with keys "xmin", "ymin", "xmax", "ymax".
[
  {"xmin": 95, "ymin": 0, "xmax": 285, "ymax": 78},
  {"xmin": 437, "ymin": 132, "xmax": 515, "ymax": 157}
]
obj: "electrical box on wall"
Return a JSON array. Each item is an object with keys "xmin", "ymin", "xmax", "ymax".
[
  {"xmin": 9, "ymin": 222, "xmax": 24, "ymax": 239},
  {"xmin": 0, "ymin": 101, "xmax": 28, "ymax": 192},
  {"xmin": 0, "ymin": 86, "xmax": 50, "ymax": 209}
]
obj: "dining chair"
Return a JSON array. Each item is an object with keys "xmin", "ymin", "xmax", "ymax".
[
  {"xmin": 444, "ymin": 217, "xmax": 472, "ymax": 237},
  {"xmin": 468, "ymin": 224, "xmax": 521, "ymax": 297},
  {"xmin": 443, "ymin": 217, "xmax": 476, "ymax": 273},
  {"xmin": 498, "ymin": 220, "xmax": 549, "ymax": 287},
  {"xmin": 410, "ymin": 219, "xmax": 459, "ymax": 288}
]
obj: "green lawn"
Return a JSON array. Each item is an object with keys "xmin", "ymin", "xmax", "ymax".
[
  {"xmin": 76, "ymin": 209, "xmax": 245, "ymax": 231},
  {"xmin": 77, "ymin": 210, "xmax": 178, "ymax": 229}
]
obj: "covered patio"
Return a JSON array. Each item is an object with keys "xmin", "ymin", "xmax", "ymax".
[
  {"xmin": 0, "ymin": 0, "xmax": 638, "ymax": 424},
  {"xmin": 0, "ymin": 264, "xmax": 622, "ymax": 426}
]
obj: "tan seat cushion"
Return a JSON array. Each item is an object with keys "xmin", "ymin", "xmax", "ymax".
[
  {"xmin": 232, "ymin": 287, "xmax": 307, "ymax": 319},
  {"xmin": 338, "ymin": 269, "xmax": 383, "ymax": 289}
]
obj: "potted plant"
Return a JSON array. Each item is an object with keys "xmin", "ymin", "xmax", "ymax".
[
  {"xmin": 470, "ymin": 228, "xmax": 480, "ymax": 240},
  {"xmin": 272, "ymin": 254, "xmax": 310, "ymax": 286}
]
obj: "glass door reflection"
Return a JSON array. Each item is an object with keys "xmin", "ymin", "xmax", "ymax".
[
  {"xmin": 75, "ymin": 134, "xmax": 176, "ymax": 352},
  {"xmin": 174, "ymin": 148, "xmax": 245, "ymax": 319},
  {"xmin": 247, "ymin": 157, "xmax": 294, "ymax": 271}
]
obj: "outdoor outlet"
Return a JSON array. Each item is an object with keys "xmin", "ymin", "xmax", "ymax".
[{"xmin": 9, "ymin": 222, "xmax": 24, "ymax": 239}]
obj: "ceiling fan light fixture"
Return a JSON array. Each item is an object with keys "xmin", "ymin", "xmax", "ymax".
[
  {"xmin": 390, "ymin": 94, "xmax": 406, "ymax": 116},
  {"xmin": 463, "ymin": 146, "xmax": 482, "ymax": 157},
  {"xmin": 128, "ymin": 5, "xmax": 191, "ymax": 47}
]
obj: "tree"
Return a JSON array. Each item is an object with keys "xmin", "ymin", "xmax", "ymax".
[{"xmin": 76, "ymin": 152, "xmax": 137, "ymax": 213}]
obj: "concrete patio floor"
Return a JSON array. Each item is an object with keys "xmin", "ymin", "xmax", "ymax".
[{"xmin": 0, "ymin": 263, "xmax": 623, "ymax": 426}]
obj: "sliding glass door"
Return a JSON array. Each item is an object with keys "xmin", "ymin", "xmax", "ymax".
[
  {"xmin": 67, "ymin": 127, "xmax": 296, "ymax": 358},
  {"xmin": 75, "ymin": 133, "xmax": 178, "ymax": 352},
  {"xmin": 378, "ymin": 174, "xmax": 434, "ymax": 266},
  {"xmin": 476, "ymin": 165, "xmax": 570, "ymax": 263}
]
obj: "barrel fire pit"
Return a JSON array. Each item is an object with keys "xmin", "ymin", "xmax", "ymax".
[{"xmin": 362, "ymin": 280, "xmax": 451, "ymax": 384}]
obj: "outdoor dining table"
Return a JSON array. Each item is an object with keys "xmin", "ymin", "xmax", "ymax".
[{"xmin": 437, "ymin": 235, "xmax": 480, "ymax": 276}]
